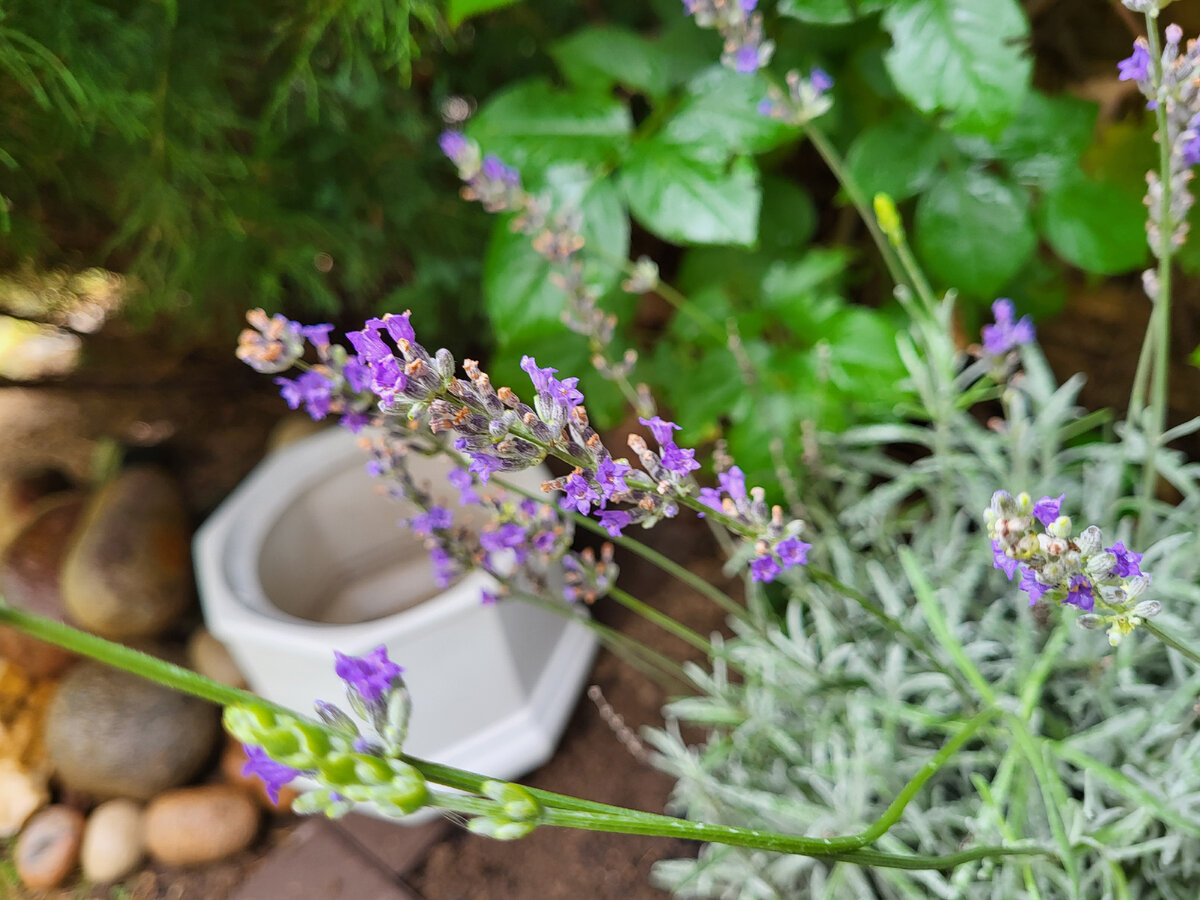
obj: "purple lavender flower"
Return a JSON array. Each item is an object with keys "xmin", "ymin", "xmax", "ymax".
[
  {"xmin": 343, "ymin": 358, "xmax": 372, "ymax": 393},
  {"xmin": 439, "ymin": 131, "xmax": 471, "ymax": 165},
  {"xmin": 1065, "ymin": 574, "xmax": 1095, "ymax": 611},
  {"xmin": 1182, "ymin": 116, "xmax": 1200, "ymax": 167},
  {"xmin": 1019, "ymin": 567, "xmax": 1050, "ymax": 606},
  {"xmin": 468, "ymin": 453, "xmax": 504, "ymax": 484},
  {"xmin": 300, "ymin": 323, "xmax": 335, "ymax": 348},
  {"xmin": 448, "ymin": 469, "xmax": 481, "ymax": 506},
  {"xmin": 750, "ymin": 553, "xmax": 782, "ymax": 583},
  {"xmin": 409, "ymin": 506, "xmax": 453, "ymax": 536},
  {"xmin": 561, "ymin": 471, "xmax": 601, "ymax": 515},
  {"xmin": 347, "ymin": 319, "xmax": 393, "ymax": 365},
  {"xmin": 659, "ymin": 442, "xmax": 700, "ymax": 476},
  {"xmin": 734, "ymin": 45, "xmax": 760, "ymax": 74},
  {"xmin": 242, "ymin": 744, "xmax": 302, "ymax": 805},
  {"xmin": 597, "ymin": 509, "xmax": 632, "ymax": 537},
  {"xmin": 532, "ymin": 530, "xmax": 558, "ymax": 552},
  {"xmin": 480, "ymin": 589, "xmax": 499, "ymax": 605},
  {"xmin": 521, "ymin": 356, "xmax": 558, "ymax": 394},
  {"xmin": 698, "ymin": 487, "xmax": 723, "ymax": 513},
  {"xmin": 481, "ymin": 155, "xmax": 521, "ymax": 187},
  {"xmin": 776, "ymin": 536, "xmax": 811, "ymax": 569},
  {"xmin": 740, "ymin": 0, "xmax": 757, "ymax": 10},
  {"xmin": 1117, "ymin": 42, "xmax": 1152, "ymax": 82},
  {"xmin": 1032, "ymin": 494, "xmax": 1065, "ymax": 528},
  {"xmin": 275, "ymin": 370, "xmax": 334, "ymax": 420},
  {"xmin": 480, "ymin": 522, "xmax": 528, "ymax": 556},
  {"xmin": 1106, "ymin": 542, "xmax": 1144, "ymax": 578},
  {"xmin": 429, "ymin": 546, "xmax": 457, "ymax": 588},
  {"xmin": 595, "ymin": 457, "xmax": 631, "ymax": 499},
  {"xmin": 992, "ymin": 539, "xmax": 1019, "ymax": 580},
  {"xmin": 639, "ymin": 416, "xmax": 681, "ymax": 445},
  {"xmin": 718, "ymin": 466, "xmax": 748, "ymax": 504},
  {"xmin": 982, "ymin": 299, "xmax": 1036, "ymax": 356},
  {"xmin": 810, "ymin": 67, "xmax": 834, "ymax": 94},
  {"xmin": 340, "ymin": 411, "xmax": 371, "ymax": 433},
  {"xmin": 334, "ymin": 645, "xmax": 404, "ymax": 703}
]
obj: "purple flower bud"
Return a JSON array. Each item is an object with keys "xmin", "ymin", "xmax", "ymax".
[
  {"xmin": 481, "ymin": 154, "xmax": 521, "ymax": 187},
  {"xmin": 275, "ymin": 370, "xmax": 334, "ymax": 420},
  {"xmin": 757, "ymin": 98, "xmax": 774, "ymax": 117},
  {"xmin": 334, "ymin": 645, "xmax": 404, "ymax": 703},
  {"xmin": 340, "ymin": 411, "xmax": 371, "ymax": 433},
  {"xmin": 480, "ymin": 522, "xmax": 527, "ymax": 555},
  {"xmin": 242, "ymin": 744, "xmax": 302, "ymax": 805},
  {"xmin": 480, "ymin": 589, "xmax": 499, "ymax": 605},
  {"xmin": 410, "ymin": 506, "xmax": 453, "ymax": 536},
  {"xmin": 447, "ymin": 469, "xmax": 481, "ymax": 505},
  {"xmin": 1117, "ymin": 42, "xmax": 1151, "ymax": 82},
  {"xmin": 1032, "ymin": 494, "xmax": 1065, "ymax": 528},
  {"xmin": 659, "ymin": 442, "xmax": 700, "ymax": 476},
  {"xmin": 468, "ymin": 453, "xmax": 504, "ymax": 483},
  {"xmin": 300, "ymin": 323, "xmax": 335, "ymax": 348},
  {"xmin": 734, "ymin": 45, "xmax": 761, "ymax": 74}
]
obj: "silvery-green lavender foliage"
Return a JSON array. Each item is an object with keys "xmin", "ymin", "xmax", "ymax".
[{"xmin": 648, "ymin": 293, "xmax": 1200, "ymax": 898}]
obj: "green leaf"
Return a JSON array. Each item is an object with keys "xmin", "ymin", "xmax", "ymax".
[
  {"xmin": 778, "ymin": 0, "xmax": 889, "ymax": 24},
  {"xmin": 883, "ymin": 0, "xmax": 1032, "ymax": 138},
  {"xmin": 845, "ymin": 112, "xmax": 947, "ymax": 202},
  {"xmin": 1039, "ymin": 172, "xmax": 1146, "ymax": 275},
  {"xmin": 658, "ymin": 67, "xmax": 794, "ymax": 159},
  {"xmin": 466, "ymin": 79, "xmax": 632, "ymax": 177},
  {"xmin": 551, "ymin": 26, "xmax": 674, "ymax": 100},
  {"xmin": 482, "ymin": 168, "xmax": 629, "ymax": 344},
  {"xmin": 446, "ymin": 0, "xmax": 521, "ymax": 28},
  {"xmin": 757, "ymin": 176, "xmax": 818, "ymax": 253},
  {"xmin": 622, "ymin": 143, "xmax": 760, "ymax": 246},
  {"xmin": 914, "ymin": 169, "xmax": 1035, "ymax": 296},
  {"xmin": 993, "ymin": 91, "xmax": 1098, "ymax": 187}
]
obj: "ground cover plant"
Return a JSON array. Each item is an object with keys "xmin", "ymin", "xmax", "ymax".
[{"xmin": 5, "ymin": 1, "xmax": 1200, "ymax": 898}]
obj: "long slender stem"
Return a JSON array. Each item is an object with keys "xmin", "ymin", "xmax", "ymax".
[
  {"xmin": 607, "ymin": 585, "xmax": 723, "ymax": 659},
  {"xmin": 1143, "ymin": 620, "xmax": 1200, "ymax": 666},
  {"xmin": 802, "ymin": 121, "xmax": 910, "ymax": 293},
  {"xmin": 1136, "ymin": 14, "xmax": 1176, "ymax": 548},
  {"xmin": 1, "ymin": 604, "xmax": 1052, "ymax": 874}
]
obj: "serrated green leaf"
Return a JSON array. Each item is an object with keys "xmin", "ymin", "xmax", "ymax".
[
  {"xmin": 914, "ymin": 169, "xmax": 1035, "ymax": 296},
  {"xmin": 482, "ymin": 168, "xmax": 628, "ymax": 343},
  {"xmin": 659, "ymin": 66, "xmax": 794, "ymax": 159},
  {"xmin": 1039, "ymin": 172, "xmax": 1146, "ymax": 275},
  {"xmin": 845, "ymin": 112, "xmax": 947, "ymax": 201},
  {"xmin": 446, "ymin": 0, "xmax": 521, "ymax": 28},
  {"xmin": 551, "ymin": 26, "xmax": 674, "ymax": 99},
  {"xmin": 622, "ymin": 143, "xmax": 760, "ymax": 246},
  {"xmin": 466, "ymin": 79, "xmax": 632, "ymax": 177},
  {"xmin": 778, "ymin": 0, "xmax": 889, "ymax": 24},
  {"xmin": 883, "ymin": 0, "xmax": 1031, "ymax": 138}
]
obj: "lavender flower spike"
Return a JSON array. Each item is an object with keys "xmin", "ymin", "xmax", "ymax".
[{"xmin": 334, "ymin": 645, "xmax": 404, "ymax": 703}]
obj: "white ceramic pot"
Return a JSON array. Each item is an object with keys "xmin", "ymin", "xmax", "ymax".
[{"xmin": 194, "ymin": 426, "xmax": 596, "ymax": 800}]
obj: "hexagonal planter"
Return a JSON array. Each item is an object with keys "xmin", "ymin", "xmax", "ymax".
[{"xmin": 194, "ymin": 426, "xmax": 596, "ymax": 802}]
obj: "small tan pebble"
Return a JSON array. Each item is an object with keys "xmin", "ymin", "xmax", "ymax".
[
  {"xmin": 143, "ymin": 785, "xmax": 260, "ymax": 866},
  {"xmin": 0, "ymin": 759, "xmax": 50, "ymax": 837},
  {"xmin": 186, "ymin": 628, "xmax": 247, "ymax": 689},
  {"xmin": 219, "ymin": 740, "xmax": 299, "ymax": 812},
  {"xmin": 81, "ymin": 799, "xmax": 144, "ymax": 883},
  {"xmin": 15, "ymin": 804, "xmax": 84, "ymax": 890}
]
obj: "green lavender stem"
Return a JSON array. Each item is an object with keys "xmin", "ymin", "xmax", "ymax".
[
  {"xmin": 0, "ymin": 601, "xmax": 1051, "ymax": 872},
  {"xmin": 1136, "ymin": 13, "xmax": 1177, "ymax": 549},
  {"xmin": 1144, "ymin": 619, "xmax": 1200, "ymax": 667}
]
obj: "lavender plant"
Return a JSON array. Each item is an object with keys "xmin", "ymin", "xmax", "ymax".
[{"xmin": 6, "ymin": 3, "xmax": 1200, "ymax": 897}]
